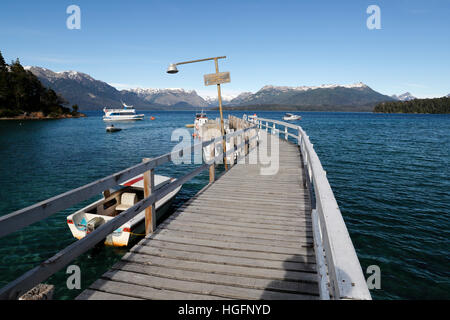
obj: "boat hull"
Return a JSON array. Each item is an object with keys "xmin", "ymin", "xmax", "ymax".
[
  {"xmin": 106, "ymin": 127, "xmax": 122, "ymax": 132},
  {"xmin": 103, "ymin": 115, "xmax": 144, "ymax": 121},
  {"xmin": 67, "ymin": 178, "xmax": 181, "ymax": 247}
]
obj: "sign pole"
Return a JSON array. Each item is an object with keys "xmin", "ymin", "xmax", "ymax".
[{"xmin": 214, "ymin": 58, "xmax": 228, "ymax": 171}]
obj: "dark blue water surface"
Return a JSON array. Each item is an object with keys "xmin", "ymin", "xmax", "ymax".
[{"xmin": 0, "ymin": 111, "xmax": 448, "ymax": 300}]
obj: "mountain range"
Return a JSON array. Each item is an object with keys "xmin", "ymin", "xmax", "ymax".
[
  {"xmin": 26, "ymin": 66, "xmax": 409, "ymax": 111},
  {"xmin": 391, "ymin": 92, "xmax": 417, "ymax": 101},
  {"xmin": 24, "ymin": 66, "xmax": 208, "ymax": 110}
]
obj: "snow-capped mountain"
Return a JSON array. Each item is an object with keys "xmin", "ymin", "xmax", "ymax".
[
  {"xmin": 24, "ymin": 66, "xmax": 96, "ymax": 82},
  {"xmin": 126, "ymin": 87, "xmax": 208, "ymax": 107},
  {"xmin": 226, "ymin": 82, "xmax": 394, "ymax": 108},
  {"xmin": 25, "ymin": 66, "xmax": 208, "ymax": 110},
  {"xmin": 255, "ymin": 82, "xmax": 368, "ymax": 93},
  {"xmin": 391, "ymin": 92, "xmax": 417, "ymax": 101},
  {"xmin": 201, "ymin": 93, "xmax": 240, "ymax": 107},
  {"xmin": 25, "ymin": 66, "xmax": 126, "ymax": 109}
]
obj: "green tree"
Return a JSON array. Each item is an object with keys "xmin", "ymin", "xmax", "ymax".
[
  {"xmin": 374, "ymin": 97, "xmax": 450, "ymax": 114},
  {"xmin": 0, "ymin": 50, "xmax": 70, "ymax": 117}
]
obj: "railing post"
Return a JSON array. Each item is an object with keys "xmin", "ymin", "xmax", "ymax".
[
  {"xmin": 209, "ymin": 143, "xmax": 215, "ymax": 183},
  {"xmin": 266, "ymin": 121, "xmax": 268, "ymax": 132},
  {"xmin": 245, "ymin": 134, "xmax": 249, "ymax": 156},
  {"xmin": 285, "ymin": 126, "xmax": 288, "ymax": 140},
  {"xmin": 241, "ymin": 130, "xmax": 245, "ymax": 160},
  {"xmin": 143, "ymin": 158, "xmax": 155, "ymax": 235},
  {"xmin": 272, "ymin": 123, "xmax": 276, "ymax": 135},
  {"xmin": 297, "ymin": 127, "xmax": 301, "ymax": 146}
]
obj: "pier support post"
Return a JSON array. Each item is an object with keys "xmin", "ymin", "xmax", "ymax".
[
  {"xmin": 143, "ymin": 158, "xmax": 156, "ymax": 235},
  {"xmin": 19, "ymin": 283, "xmax": 54, "ymax": 300}
]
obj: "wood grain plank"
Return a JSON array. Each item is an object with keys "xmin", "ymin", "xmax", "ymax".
[
  {"xmin": 101, "ymin": 269, "xmax": 317, "ymax": 300},
  {"xmin": 112, "ymin": 261, "xmax": 319, "ymax": 295},
  {"xmin": 121, "ymin": 253, "xmax": 318, "ymax": 283},
  {"xmin": 130, "ymin": 245, "xmax": 316, "ymax": 272}
]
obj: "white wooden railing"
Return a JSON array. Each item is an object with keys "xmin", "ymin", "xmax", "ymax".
[{"xmin": 256, "ymin": 117, "xmax": 371, "ymax": 300}]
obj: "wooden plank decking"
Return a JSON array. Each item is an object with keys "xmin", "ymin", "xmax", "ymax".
[{"xmin": 77, "ymin": 132, "xmax": 318, "ymax": 300}]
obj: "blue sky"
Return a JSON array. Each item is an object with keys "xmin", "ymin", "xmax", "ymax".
[{"xmin": 0, "ymin": 0, "xmax": 449, "ymax": 98}]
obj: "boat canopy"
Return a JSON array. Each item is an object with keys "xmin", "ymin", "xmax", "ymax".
[
  {"xmin": 121, "ymin": 101, "xmax": 134, "ymax": 109},
  {"xmin": 121, "ymin": 174, "xmax": 172, "ymax": 190}
]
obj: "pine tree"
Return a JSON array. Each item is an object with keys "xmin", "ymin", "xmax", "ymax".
[
  {"xmin": 0, "ymin": 50, "xmax": 69, "ymax": 117},
  {"xmin": 0, "ymin": 50, "xmax": 12, "ymax": 110},
  {"xmin": 0, "ymin": 50, "xmax": 6, "ymax": 70}
]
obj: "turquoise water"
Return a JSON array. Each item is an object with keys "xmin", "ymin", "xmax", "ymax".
[{"xmin": 0, "ymin": 111, "xmax": 448, "ymax": 300}]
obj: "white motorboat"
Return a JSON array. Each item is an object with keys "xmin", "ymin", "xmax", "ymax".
[
  {"xmin": 283, "ymin": 113, "xmax": 302, "ymax": 121},
  {"xmin": 103, "ymin": 102, "xmax": 144, "ymax": 121},
  {"xmin": 66, "ymin": 174, "xmax": 181, "ymax": 246},
  {"xmin": 194, "ymin": 111, "xmax": 208, "ymax": 130},
  {"xmin": 247, "ymin": 114, "xmax": 258, "ymax": 123}
]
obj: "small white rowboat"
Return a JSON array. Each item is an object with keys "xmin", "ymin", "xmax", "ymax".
[{"xmin": 66, "ymin": 174, "xmax": 181, "ymax": 246}]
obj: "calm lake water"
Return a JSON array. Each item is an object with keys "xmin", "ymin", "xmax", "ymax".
[{"xmin": 0, "ymin": 111, "xmax": 448, "ymax": 300}]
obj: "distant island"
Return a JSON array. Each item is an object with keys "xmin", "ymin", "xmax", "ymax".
[
  {"xmin": 0, "ymin": 51, "xmax": 85, "ymax": 120},
  {"xmin": 374, "ymin": 97, "xmax": 450, "ymax": 114}
]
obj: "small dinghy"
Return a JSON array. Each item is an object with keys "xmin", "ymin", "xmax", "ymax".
[
  {"xmin": 106, "ymin": 125, "xmax": 122, "ymax": 132},
  {"xmin": 283, "ymin": 113, "xmax": 302, "ymax": 121},
  {"xmin": 66, "ymin": 174, "xmax": 182, "ymax": 246}
]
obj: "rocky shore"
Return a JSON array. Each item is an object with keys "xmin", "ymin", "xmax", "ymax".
[{"xmin": 0, "ymin": 111, "xmax": 87, "ymax": 120}]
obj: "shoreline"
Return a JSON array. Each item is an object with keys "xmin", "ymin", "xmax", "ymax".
[{"xmin": 0, "ymin": 112, "xmax": 87, "ymax": 120}]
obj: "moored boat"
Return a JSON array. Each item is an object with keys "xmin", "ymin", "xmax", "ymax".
[
  {"xmin": 103, "ymin": 102, "xmax": 144, "ymax": 121},
  {"xmin": 66, "ymin": 174, "xmax": 181, "ymax": 246},
  {"xmin": 247, "ymin": 114, "xmax": 258, "ymax": 123},
  {"xmin": 194, "ymin": 111, "xmax": 208, "ymax": 130},
  {"xmin": 106, "ymin": 125, "xmax": 121, "ymax": 132},
  {"xmin": 283, "ymin": 113, "xmax": 301, "ymax": 121}
]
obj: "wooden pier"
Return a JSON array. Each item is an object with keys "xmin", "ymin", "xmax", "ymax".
[
  {"xmin": 78, "ymin": 131, "xmax": 317, "ymax": 300},
  {"xmin": 0, "ymin": 116, "xmax": 371, "ymax": 300}
]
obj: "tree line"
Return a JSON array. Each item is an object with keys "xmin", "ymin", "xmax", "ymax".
[
  {"xmin": 374, "ymin": 97, "xmax": 450, "ymax": 114},
  {"xmin": 0, "ymin": 50, "xmax": 78, "ymax": 118}
]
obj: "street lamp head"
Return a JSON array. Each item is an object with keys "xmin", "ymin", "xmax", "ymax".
[{"xmin": 166, "ymin": 63, "xmax": 178, "ymax": 74}]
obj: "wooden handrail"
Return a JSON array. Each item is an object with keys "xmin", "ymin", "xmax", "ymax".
[
  {"xmin": 0, "ymin": 162, "xmax": 211, "ymax": 300},
  {"xmin": 0, "ymin": 124, "xmax": 257, "ymax": 299}
]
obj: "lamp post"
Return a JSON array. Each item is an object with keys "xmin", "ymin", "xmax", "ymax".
[{"xmin": 167, "ymin": 56, "xmax": 230, "ymax": 170}]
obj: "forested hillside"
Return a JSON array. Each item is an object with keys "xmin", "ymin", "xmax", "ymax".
[
  {"xmin": 374, "ymin": 97, "xmax": 450, "ymax": 114},
  {"xmin": 0, "ymin": 50, "xmax": 81, "ymax": 118}
]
